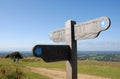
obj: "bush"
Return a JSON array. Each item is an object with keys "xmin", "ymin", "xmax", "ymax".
[{"xmin": 5, "ymin": 51, "xmax": 23, "ymax": 59}]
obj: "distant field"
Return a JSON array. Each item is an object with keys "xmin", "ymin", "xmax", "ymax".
[{"xmin": 0, "ymin": 57, "xmax": 120, "ymax": 79}]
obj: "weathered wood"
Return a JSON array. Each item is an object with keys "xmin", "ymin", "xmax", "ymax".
[
  {"xmin": 50, "ymin": 17, "xmax": 110, "ymax": 42},
  {"xmin": 50, "ymin": 28, "xmax": 65, "ymax": 42},
  {"xmin": 65, "ymin": 20, "xmax": 77, "ymax": 79},
  {"xmin": 74, "ymin": 16, "xmax": 110, "ymax": 40},
  {"xmin": 49, "ymin": 16, "xmax": 110, "ymax": 79}
]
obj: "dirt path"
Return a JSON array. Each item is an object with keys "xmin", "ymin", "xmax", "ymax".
[{"xmin": 27, "ymin": 67, "xmax": 111, "ymax": 79}]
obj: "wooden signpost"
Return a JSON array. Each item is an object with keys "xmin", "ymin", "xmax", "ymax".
[{"xmin": 33, "ymin": 16, "xmax": 111, "ymax": 79}]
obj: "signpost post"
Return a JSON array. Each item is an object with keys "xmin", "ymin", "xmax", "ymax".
[
  {"xmin": 65, "ymin": 20, "xmax": 77, "ymax": 79},
  {"xmin": 33, "ymin": 16, "xmax": 111, "ymax": 79}
]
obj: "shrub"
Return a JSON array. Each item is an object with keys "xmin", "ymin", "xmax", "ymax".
[{"xmin": 5, "ymin": 51, "xmax": 23, "ymax": 59}]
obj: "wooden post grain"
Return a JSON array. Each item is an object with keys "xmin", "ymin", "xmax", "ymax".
[{"xmin": 65, "ymin": 20, "xmax": 77, "ymax": 79}]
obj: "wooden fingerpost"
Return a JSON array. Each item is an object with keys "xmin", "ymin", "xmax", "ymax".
[{"xmin": 65, "ymin": 20, "xmax": 77, "ymax": 79}]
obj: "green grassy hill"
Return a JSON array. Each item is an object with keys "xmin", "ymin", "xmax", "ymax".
[{"xmin": 0, "ymin": 57, "xmax": 120, "ymax": 79}]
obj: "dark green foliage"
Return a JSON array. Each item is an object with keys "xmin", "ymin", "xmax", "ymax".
[{"xmin": 5, "ymin": 51, "xmax": 23, "ymax": 59}]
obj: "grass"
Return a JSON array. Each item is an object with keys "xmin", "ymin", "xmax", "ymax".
[
  {"xmin": 21, "ymin": 58, "xmax": 120, "ymax": 79},
  {"xmin": 78, "ymin": 61, "xmax": 120, "ymax": 79},
  {"xmin": 25, "ymin": 69, "xmax": 50, "ymax": 79},
  {"xmin": 0, "ymin": 58, "xmax": 50, "ymax": 79},
  {"xmin": 21, "ymin": 57, "xmax": 66, "ymax": 71},
  {"xmin": 0, "ymin": 57, "xmax": 120, "ymax": 79}
]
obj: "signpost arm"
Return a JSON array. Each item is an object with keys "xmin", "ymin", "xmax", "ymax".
[{"xmin": 65, "ymin": 20, "xmax": 77, "ymax": 79}]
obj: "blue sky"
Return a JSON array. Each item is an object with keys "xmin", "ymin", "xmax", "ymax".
[{"xmin": 0, "ymin": 0, "xmax": 120, "ymax": 51}]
